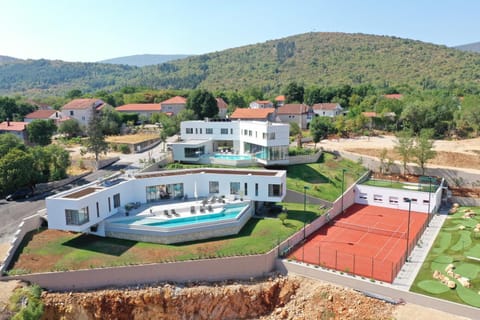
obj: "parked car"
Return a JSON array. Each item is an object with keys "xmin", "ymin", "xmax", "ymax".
[{"xmin": 6, "ymin": 187, "xmax": 34, "ymax": 201}]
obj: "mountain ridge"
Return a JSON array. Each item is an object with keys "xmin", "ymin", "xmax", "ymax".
[
  {"xmin": 99, "ymin": 54, "xmax": 191, "ymax": 66},
  {"xmin": 454, "ymin": 41, "xmax": 480, "ymax": 53},
  {"xmin": 1, "ymin": 32, "xmax": 480, "ymax": 97}
]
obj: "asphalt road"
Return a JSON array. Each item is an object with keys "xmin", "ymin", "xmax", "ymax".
[{"xmin": 0, "ymin": 162, "xmax": 129, "ymax": 244}]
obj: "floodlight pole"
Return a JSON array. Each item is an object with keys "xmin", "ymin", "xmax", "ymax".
[
  {"xmin": 405, "ymin": 198, "xmax": 412, "ymax": 262},
  {"xmin": 303, "ymin": 186, "xmax": 309, "ymax": 240},
  {"xmin": 341, "ymin": 169, "xmax": 347, "ymax": 213},
  {"xmin": 427, "ymin": 177, "xmax": 432, "ymax": 226}
]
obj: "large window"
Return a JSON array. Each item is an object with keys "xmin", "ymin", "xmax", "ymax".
[
  {"xmin": 206, "ymin": 128, "xmax": 213, "ymax": 134},
  {"xmin": 209, "ymin": 181, "xmax": 219, "ymax": 194},
  {"xmin": 113, "ymin": 193, "xmax": 121, "ymax": 208},
  {"xmin": 65, "ymin": 207, "xmax": 89, "ymax": 225},
  {"xmin": 230, "ymin": 182, "xmax": 240, "ymax": 195},
  {"xmin": 186, "ymin": 128, "xmax": 193, "ymax": 134},
  {"xmin": 220, "ymin": 128, "xmax": 228, "ymax": 135},
  {"xmin": 268, "ymin": 184, "xmax": 282, "ymax": 197},
  {"xmin": 184, "ymin": 146, "xmax": 204, "ymax": 158},
  {"xmin": 146, "ymin": 183, "xmax": 184, "ymax": 202}
]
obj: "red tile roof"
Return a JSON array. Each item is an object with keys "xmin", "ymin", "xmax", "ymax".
[
  {"xmin": 276, "ymin": 103, "xmax": 309, "ymax": 115},
  {"xmin": 0, "ymin": 121, "xmax": 28, "ymax": 132},
  {"xmin": 230, "ymin": 107, "xmax": 275, "ymax": 119},
  {"xmin": 216, "ymin": 97, "xmax": 228, "ymax": 109},
  {"xmin": 24, "ymin": 109, "xmax": 58, "ymax": 119},
  {"xmin": 62, "ymin": 99, "xmax": 105, "ymax": 110},
  {"xmin": 160, "ymin": 96, "xmax": 187, "ymax": 105},
  {"xmin": 116, "ymin": 104, "xmax": 161, "ymax": 112},
  {"xmin": 384, "ymin": 94, "xmax": 403, "ymax": 100},
  {"xmin": 274, "ymin": 95, "xmax": 285, "ymax": 102},
  {"xmin": 361, "ymin": 112, "xmax": 377, "ymax": 118},
  {"xmin": 254, "ymin": 100, "xmax": 272, "ymax": 104},
  {"xmin": 312, "ymin": 103, "xmax": 341, "ymax": 110}
]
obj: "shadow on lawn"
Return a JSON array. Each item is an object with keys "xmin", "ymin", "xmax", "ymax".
[{"xmin": 63, "ymin": 234, "xmax": 136, "ymax": 256}]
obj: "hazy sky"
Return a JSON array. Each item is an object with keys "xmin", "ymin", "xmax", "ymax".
[{"xmin": 1, "ymin": 0, "xmax": 479, "ymax": 62}]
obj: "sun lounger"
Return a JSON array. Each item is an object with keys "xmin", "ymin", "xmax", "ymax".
[
  {"xmin": 164, "ymin": 209, "xmax": 171, "ymax": 217},
  {"xmin": 208, "ymin": 205, "xmax": 213, "ymax": 212},
  {"xmin": 171, "ymin": 209, "xmax": 179, "ymax": 217},
  {"xmin": 200, "ymin": 206, "xmax": 205, "ymax": 213},
  {"xmin": 191, "ymin": 206, "xmax": 196, "ymax": 214}
]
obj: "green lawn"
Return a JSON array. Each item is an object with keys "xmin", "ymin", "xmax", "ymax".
[
  {"xmin": 286, "ymin": 153, "xmax": 367, "ymax": 201},
  {"xmin": 410, "ymin": 206, "xmax": 480, "ymax": 307},
  {"xmin": 9, "ymin": 203, "xmax": 324, "ymax": 274},
  {"xmin": 362, "ymin": 179, "xmax": 438, "ymax": 193}
]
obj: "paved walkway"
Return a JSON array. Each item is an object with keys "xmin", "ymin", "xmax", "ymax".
[{"xmin": 391, "ymin": 210, "xmax": 448, "ymax": 290}]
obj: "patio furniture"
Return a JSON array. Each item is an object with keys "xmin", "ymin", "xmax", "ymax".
[
  {"xmin": 200, "ymin": 206, "xmax": 205, "ymax": 213},
  {"xmin": 164, "ymin": 209, "xmax": 170, "ymax": 217},
  {"xmin": 208, "ymin": 205, "xmax": 213, "ymax": 212},
  {"xmin": 190, "ymin": 206, "xmax": 196, "ymax": 214},
  {"xmin": 171, "ymin": 209, "xmax": 179, "ymax": 217}
]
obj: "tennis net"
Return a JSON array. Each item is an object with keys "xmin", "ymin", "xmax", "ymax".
[{"xmin": 333, "ymin": 220, "xmax": 407, "ymax": 239}]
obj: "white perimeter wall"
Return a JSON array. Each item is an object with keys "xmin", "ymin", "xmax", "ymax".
[{"xmin": 355, "ymin": 183, "xmax": 443, "ymax": 213}]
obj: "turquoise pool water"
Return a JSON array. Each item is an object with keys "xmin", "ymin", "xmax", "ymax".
[
  {"xmin": 115, "ymin": 205, "xmax": 248, "ymax": 228},
  {"xmin": 213, "ymin": 153, "xmax": 252, "ymax": 160}
]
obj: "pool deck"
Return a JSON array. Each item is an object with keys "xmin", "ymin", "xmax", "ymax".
[{"xmin": 106, "ymin": 197, "xmax": 243, "ymax": 223}]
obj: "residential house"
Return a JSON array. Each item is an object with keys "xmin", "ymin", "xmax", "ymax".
[
  {"xmin": 171, "ymin": 118, "xmax": 290, "ymax": 166},
  {"xmin": 24, "ymin": 109, "xmax": 62, "ymax": 124},
  {"xmin": 0, "ymin": 120, "xmax": 29, "ymax": 143},
  {"xmin": 159, "ymin": 96, "xmax": 187, "ymax": 116},
  {"xmin": 115, "ymin": 103, "xmax": 162, "ymax": 118},
  {"xmin": 276, "ymin": 103, "xmax": 310, "ymax": 130},
  {"xmin": 230, "ymin": 108, "xmax": 277, "ymax": 122},
  {"xmin": 216, "ymin": 97, "xmax": 228, "ymax": 118},
  {"xmin": 312, "ymin": 103, "xmax": 343, "ymax": 117},
  {"xmin": 249, "ymin": 100, "xmax": 273, "ymax": 109},
  {"xmin": 274, "ymin": 95, "xmax": 286, "ymax": 107},
  {"xmin": 46, "ymin": 168, "xmax": 286, "ymax": 242},
  {"xmin": 61, "ymin": 99, "xmax": 106, "ymax": 127}
]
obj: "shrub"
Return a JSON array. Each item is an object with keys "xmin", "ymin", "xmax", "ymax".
[
  {"xmin": 119, "ymin": 144, "xmax": 131, "ymax": 154},
  {"xmin": 8, "ymin": 285, "xmax": 44, "ymax": 320}
]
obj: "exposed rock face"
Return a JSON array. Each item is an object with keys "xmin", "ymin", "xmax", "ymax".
[{"xmin": 41, "ymin": 276, "xmax": 394, "ymax": 320}]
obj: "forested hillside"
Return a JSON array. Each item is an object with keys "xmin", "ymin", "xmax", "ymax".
[{"xmin": 1, "ymin": 32, "xmax": 480, "ymax": 97}]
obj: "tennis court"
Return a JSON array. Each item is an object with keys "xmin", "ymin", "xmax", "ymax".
[{"xmin": 288, "ymin": 203, "xmax": 429, "ymax": 282}]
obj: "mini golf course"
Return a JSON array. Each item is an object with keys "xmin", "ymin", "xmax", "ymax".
[{"xmin": 411, "ymin": 205, "xmax": 480, "ymax": 307}]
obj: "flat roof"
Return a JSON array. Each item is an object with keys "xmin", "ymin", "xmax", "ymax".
[
  {"xmin": 135, "ymin": 168, "xmax": 280, "ymax": 179},
  {"xmin": 63, "ymin": 187, "xmax": 103, "ymax": 199}
]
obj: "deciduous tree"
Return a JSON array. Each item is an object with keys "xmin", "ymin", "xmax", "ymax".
[
  {"xmin": 395, "ymin": 129, "xmax": 414, "ymax": 175},
  {"xmin": 187, "ymin": 89, "xmax": 218, "ymax": 119},
  {"xmin": 27, "ymin": 119, "xmax": 57, "ymax": 146},
  {"xmin": 85, "ymin": 107, "xmax": 108, "ymax": 169},
  {"xmin": 413, "ymin": 129, "xmax": 436, "ymax": 175}
]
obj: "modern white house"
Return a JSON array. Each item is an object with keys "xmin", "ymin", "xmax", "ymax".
[
  {"xmin": 46, "ymin": 168, "xmax": 286, "ymax": 244},
  {"xmin": 61, "ymin": 99, "xmax": 106, "ymax": 127},
  {"xmin": 312, "ymin": 103, "xmax": 343, "ymax": 117},
  {"xmin": 170, "ymin": 119, "xmax": 290, "ymax": 166}
]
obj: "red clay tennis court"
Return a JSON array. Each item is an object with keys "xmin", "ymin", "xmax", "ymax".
[{"xmin": 288, "ymin": 204, "xmax": 429, "ymax": 282}]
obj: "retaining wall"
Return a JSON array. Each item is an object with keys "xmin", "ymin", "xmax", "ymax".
[
  {"xmin": 288, "ymin": 150, "xmax": 322, "ymax": 165},
  {"xmin": 4, "ymin": 250, "xmax": 278, "ymax": 291}
]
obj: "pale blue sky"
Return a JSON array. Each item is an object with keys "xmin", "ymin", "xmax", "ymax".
[{"xmin": 0, "ymin": 0, "xmax": 478, "ymax": 62}]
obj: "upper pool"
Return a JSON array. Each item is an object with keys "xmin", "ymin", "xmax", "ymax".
[
  {"xmin": 114, "ymin": 204, "xmax": 248, "ymax": 228},
  {"xmin": 213, "ymin": 153, "xmax": 252, "ymax": 161}
]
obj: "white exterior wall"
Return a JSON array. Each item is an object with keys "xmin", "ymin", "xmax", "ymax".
[
  {"xmin": 181, "ymin": 120, "xmax": 240, "ymax": 142},
  {"xmin": 160, "ymin": 103, "xmax": 185, "ymax": 115},
  {"xmin": 61, "ymin": 108, "xmax": 92, "ymax": 127},
  {"xmin": 238, "ymin": 122, "xmax": 289, "ymax": 148},
  {"xmin": 313, "ymin": 107, "xmax": 342, "ymax": 118},
  {"xmin": 46, "ymin": 169, "xmax": 286, "ymax": 233},
  {"xmin": 354, "ymin": 184, "xmax": 440, "ymax": 213},
  {"xmin": 276, "ymin": 114, "xmax": 307, "ymax": 129}
]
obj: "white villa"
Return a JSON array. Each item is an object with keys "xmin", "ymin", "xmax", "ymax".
[
  {"xmin": 170, "ymin": 119, "xmax": 290, "ymax": 166},
  {"xmin": 46, "ymin": 168, "xmax": 286, "ymax": 244}
]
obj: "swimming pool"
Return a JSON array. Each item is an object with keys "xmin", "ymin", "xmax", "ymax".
[
  {"xmin": 213, "ymin": 154, "xmax": 252, "ymax": 161},
  {"xmin": 114, "ymin": 204, "xmax": 248, "ymax": 228}
]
